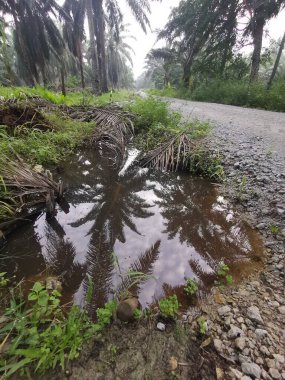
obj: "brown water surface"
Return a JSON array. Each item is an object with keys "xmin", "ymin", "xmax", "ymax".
[{"xmin": 0, "ymin": 148, "xmax": 264, "ymax": 316}]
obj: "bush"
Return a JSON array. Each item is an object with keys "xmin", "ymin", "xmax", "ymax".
[{"xmin": 152, "ymin": 80, "xmax": 285, "ymax": 112}]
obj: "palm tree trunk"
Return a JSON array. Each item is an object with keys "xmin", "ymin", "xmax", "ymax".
[
  {"xmin": 250, "ymin": 17, "xmax": 265, "ymax": 82},
  {"xmin": 61, "ymin": 64, "xmax": 66, "ymax": 96},
  {"xmin": 86, "ymin": 0, "xmax": 100, "ymax": 94},
  {"xmin": 94, "ymin": 0, "xmax": 108, "ymax": 93},
  {"xmin": 267, "ymin": 31, "xmax": 285, "ymax": 90}
]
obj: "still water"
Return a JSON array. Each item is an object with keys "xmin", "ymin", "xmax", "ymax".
[{"xmin": 0, "ymin": 148, "xmax": 263, "ymax": 316}]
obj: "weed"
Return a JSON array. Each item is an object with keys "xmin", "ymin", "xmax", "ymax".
[
  {"xmin": 269, "ymin": 224, "xmax": 279, "ymax": 235},
  {"xmin": 0, "ymin": 282, "xmax": 97, "ymax": 378},
  {"xmin": 217, "ymin": 261, "xmax": 233, "ymax": 286},
  {"xmin": 238, "ymin": 175, "xmax": 247, "ymax": 200},
  {"xmin": 133, "ymin": 308, "xmax": 142, "ymax": 320},
  {"xmin": 0, "ymin": 272, "xmax": 8, "ymax": 287},
  {"xmin": 265, "ymin": 148, "xmax": 273, "ymax": 157},
  {"xmin": 197, "ymin": 317, "xmax": 207, "ymax": 335},
  {"xmin": 94, "ymin": 300, "xmax": 117, "ymax": 331},
  {"xmin": 159, "ymin": 295, "xmax": 180, "ymax": 318},
  {"xmin": 184, "ymin": 278, "xmax": 198, "ymax": 296}
]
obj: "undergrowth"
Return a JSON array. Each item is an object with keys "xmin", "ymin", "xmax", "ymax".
[
  {"xmin": 0, "ymin": 86, "xmax": 133, "ymax": 107},
  {"xmin": 0, "ymin": 281, "xmax": 117, "ymax": 379},
  {"xmin": 149, "ymin": 80, "xmax": 285, "ymax": 112}
]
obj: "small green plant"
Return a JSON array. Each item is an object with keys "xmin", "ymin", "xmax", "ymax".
[
  {"xmin": 159, "ymin": 295, "xmax": 180, "ymax": 318},
  {"xmin": 184, "ymin": 278, "xmax": 198, "ymax": 296},
  {"xmin": 197, "ymin": 317, "xmax": 207, "ymax": 335},
  {"xmin": 0, "ymin": 282, "xmax": 97, "ymax": 378},
  {"xmin": 238, "ymin": 175, "xmax": 247, "ymax": 200},
  {"xmin": 265, "ymin": 148, "xmax": 273, "ymax": 157},
  {"xmin": 0, "ymin": 272, "xmax": 8, "ymax": 287},
  {"xmin": 133, "ymin": 308, "xmax": 142, "ymax": 320},
  {"xmin": 95, "ymin": 300, "xmax": 117, "ymax": 331},
  {"xmin": 269, "ymin": 224, "xmax": 279, "ymax": 235},
  {"xmin": 217, "ymin": 261, "xmax": 233, "ymax": 286}
]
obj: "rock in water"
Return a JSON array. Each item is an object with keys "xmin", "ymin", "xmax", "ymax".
[{"xmin": 117, "ymin": 297, "xmax": 139, "ymax": 322}]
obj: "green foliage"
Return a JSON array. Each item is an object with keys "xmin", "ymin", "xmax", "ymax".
[
  {"xmin": 0, "ymin": 282, "xmax": 97, "ymax": 378},
  {"xmin": 217, "ymin": 261, "xmax": 233, "ymax": 286},
  {"xmin": 184, "ymin": 278, "xmax": 198, "ymax": 296},
  {"xmin": 238, "ymin": 175, "xmax": 247, "ymax": 200},
  {"xmin": 95, "ymin": 300, "xmax": 117, "ymax": 332},
  {"xmin": 159, "ymin": 295, "xmax": 180, "ymax": 318},
  {"xmin": 197, "ymin": 317, "xmax": 207, "ymax": 335},
  {"xmin": 0, "ymin": 272, "xmax": 8, "ymax": 287},
  {"xmin": 133, "ymin": 308, "xmax": 142, "ymax": 320},
  {"xmin": 269, "ymin": 224, "xmax": 280, "ymax": 234},
  {"xmin": 153, "ymin": 80, "xmax": 285, "ymax": 113},
  {"xmin": 188, "ymin": 148, "xmax": 224, "ymax": 181},
  {"xmin": 0, "ymin": 112, "xmax": 94, "ymax": 165},
  {"xmin": 0, "ymin": 86, "xmax": 133, "ymax": 107}
]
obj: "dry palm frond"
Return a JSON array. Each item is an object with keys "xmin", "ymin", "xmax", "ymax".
[
  {"xmin": 139, "ymin": 133, "xmax": 193, "ymax": 172},
  {"xmin": 0, "ymin": 155, "xmax": 62, "ymax": 215},
  {"xmin": 62, "ymin": 105, "xmax": 134, "ymax": 162}
]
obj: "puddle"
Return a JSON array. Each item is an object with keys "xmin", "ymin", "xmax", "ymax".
[{"xmin": 0, "ymin": 148, "xmax": 264, "ymax": 316}]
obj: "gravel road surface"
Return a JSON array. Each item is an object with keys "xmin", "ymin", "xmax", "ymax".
[{"xmin": 167, "ymin": 98, "xmax": 285, "ymax": 161}]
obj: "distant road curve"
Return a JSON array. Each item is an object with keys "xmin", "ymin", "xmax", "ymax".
[{"xmin": 166, "ymin": 98, "xmax": 285, "ymax": 160}]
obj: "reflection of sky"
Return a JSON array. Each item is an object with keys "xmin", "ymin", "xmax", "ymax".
[{"xmin": 5, "ymin": 155, "xmax": 263, "ymax": 309}]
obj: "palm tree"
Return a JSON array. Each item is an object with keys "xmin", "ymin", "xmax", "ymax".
[
  {"xmin": 242, "ymin": 0, "xmax": 285, "ymax": 81},
  {"xmin": 106, "ymin": 22, "xmax": 135, "ymax": 89},
  {"xmin": 0, "ymin": 0, "xmax": 68, "ymax": 86},
  {"xmin": 84, "ymin": 0, "xmax": 152, "ymax": 93},
  {"xmin": 63, "ymin": 0, "xmax": 87, "ymax": 89}
]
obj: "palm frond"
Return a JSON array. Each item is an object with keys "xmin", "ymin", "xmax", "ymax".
[{"xmin": 139, "ymin": 133, "xmax": 194, "ymax": 172}]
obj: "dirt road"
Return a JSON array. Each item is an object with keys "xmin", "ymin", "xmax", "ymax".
[{"xmin": 167, "ymin": 98, "xmax": 285, "ymax": 161}]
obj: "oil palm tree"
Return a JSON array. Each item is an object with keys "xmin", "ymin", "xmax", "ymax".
[
  {"xmin": 106, "ymin": 22, "xmax": 135, "ymax": 88},
  {"xmin": 0, "ymin": 0, "xmax": 68, "ymax": 86}
]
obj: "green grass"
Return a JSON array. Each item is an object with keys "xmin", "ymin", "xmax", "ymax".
[
  {"xmin": 150, "ymin": 80, "xmax": 285, "ymax": 112},
  {"xmin": 0, "ymin": 86, "xmax": 134, "ymax": 106},
  {"xmin": 0, "ymin": 113, "xmax": 94, "ymax": 165}
]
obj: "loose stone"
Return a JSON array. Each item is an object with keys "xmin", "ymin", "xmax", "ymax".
[
  {"xmin": 247, "ymin": 306, "xmax": 263, "ymax": 324},
  {"xmin": 241, "ymin": 362, "xmax": 262, "ymax": 379}
]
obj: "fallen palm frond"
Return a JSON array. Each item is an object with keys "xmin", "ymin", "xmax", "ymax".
[
  {"xmin": 62, "ymin": 105, "xmax": 134, "ymax": 162},
  {"xmin": 0, "ymin": 103, "xmax": 53, "ymax": 134},
  {"xmin": 139, "ymin": 132, "xmax": 194, "ymax": 172},
  {"xmin": 0, "ymin": 155, "xmax": 63, "ymax": 224}
]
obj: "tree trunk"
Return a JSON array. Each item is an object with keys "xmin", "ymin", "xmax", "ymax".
[
  {"xmin": 267, "ymin": 31, "xmax": 285, "ymax": 90},
  {"xmin": 86, "ymin": 0, "xmax": 100, "ymax": 93},
  {"xmin": 250, "ymin": 16, "xmax": 265, "ymax": 82},
  {"xmin": 94, "ymin": 0, "xmax": 108, "ymax": 93},
  {"xmin": 61, "ymin": 64, "xmax": 66, "ymax": 96}
]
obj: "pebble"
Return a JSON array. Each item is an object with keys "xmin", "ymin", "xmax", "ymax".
[
  {"xmin": 241, "ymin": 362, "xmax": 261, "ymax": 379},
  {"xmin": 228, "ymin": 325, "xmax": 244, "ymax": 339},
  {"xmin": 218, "ymin": 305, "xmax": 231, "ymax": 316},
  {"xmin": 255, "ymin": 329, "xmax": 268, "ymax": 339},
  {"xmin": 235, "ymin": 337, "xmax": 246, "ymax": 350},
  {"xmin": 278, "ymin": 306, "xmax": 285, "ymax": 315},
  {"xmin": 247, "ymin": 306, "xmax": 263, "ymax": 324},
  {"xmin": 156, "ymin": 322, "xmax": 166, "ymax": 332},
  {"xmin": 269, "ymin": 368, "xmax": 281, "ymax": 379},
  {"xmin": 214, "ymin": 339, "xmax": 223, "ymax": 352}
]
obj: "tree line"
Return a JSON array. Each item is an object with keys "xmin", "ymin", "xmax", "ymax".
[
  {"xmin": 141, "ymin": 0, "xmax": 285, "ymax": 91},
  {"xmin": 0, "ymin": 0, "xmax": 156, "ymax": 93}
]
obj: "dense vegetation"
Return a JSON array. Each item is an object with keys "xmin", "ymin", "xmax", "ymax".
[{"xmin": 139, "ymin": 0, "xmax": 285, "ymax": 111}]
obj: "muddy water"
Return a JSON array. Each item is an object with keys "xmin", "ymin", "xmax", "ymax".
[{"xmin": 0, "ymin": 149, "xmax": 264, "ymax": 316}]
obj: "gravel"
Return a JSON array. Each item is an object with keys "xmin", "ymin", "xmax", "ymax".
[{"xmin": 167, "ymin": 98, "xmax": 285, "ymax": 379}]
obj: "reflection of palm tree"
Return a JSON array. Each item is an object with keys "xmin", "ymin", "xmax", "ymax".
[
  {"xmin": 44, "ymin": 220, "xmax": 86, "ymax": 295},
  {"xmin": 154, "ymin": 175, "xmax": 261, "ymax": 281},
  {"xmin": 70, "ymin": 151, "xmax": 154, "ymax": 244},
  {"xmin": 116, "ymin": 240, "xmax": 161, "ymax": 296}
]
